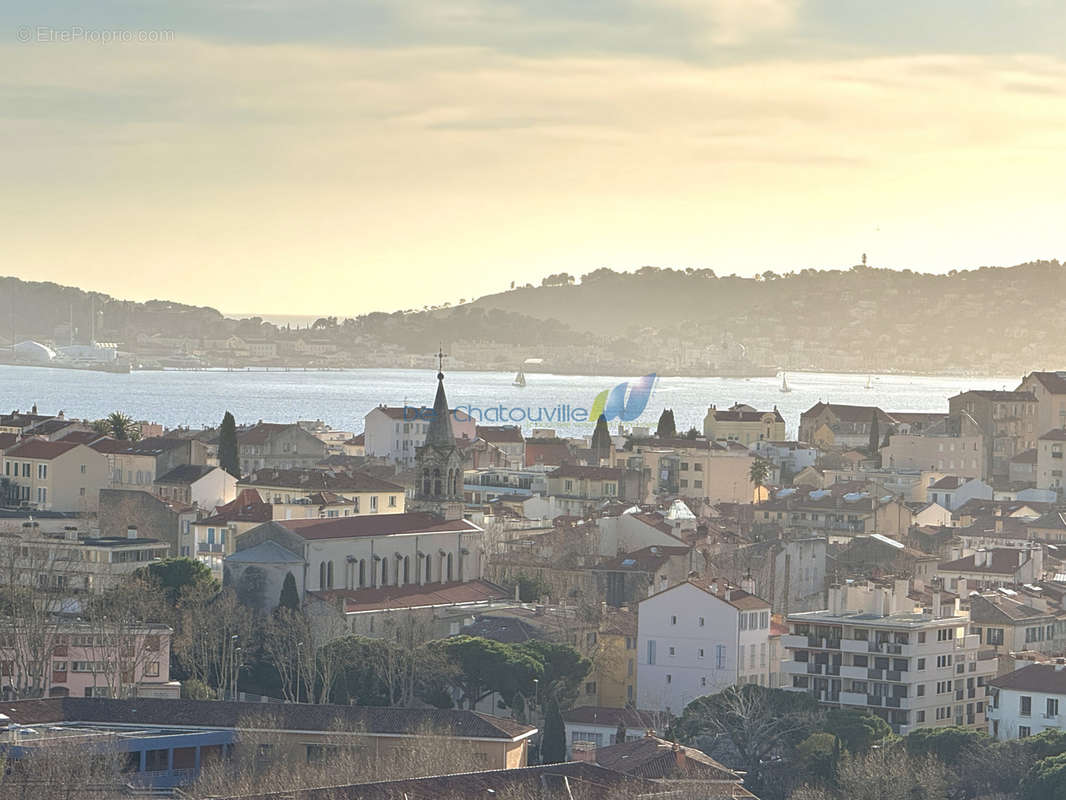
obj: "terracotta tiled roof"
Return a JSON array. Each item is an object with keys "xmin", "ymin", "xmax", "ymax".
[
  {"xmin": 549, "ymin": 465, "xmax": 624, "ymax": 481},
  {"xmin": 1040, "ymin": 429, "xmax": 1066, "ymax": 441},
  {"xmin": 594, "ymin": 735, "xmax": 745, "ymax": 783},
  {"xmin": 155, "ymin": 464, "xmax": 216, "ymax": 485},
  {"xmin": 938, "ymin": 548, "xmax": 1033, "ymax": 574},
  {"xmin": 597, "ymin": 545, "xmax": 691, "ymax": 572},
  {"xmin": 58, "ymin": 430, "xmax": 104, "ymax": 445},
  {"xmin": 1028, "ymin": 372, "xmax": 1066, "ymax": 395},
  {"xmin": 3, "ymin": 438, "xmax": 81, "ymax": 460},
  {"xmin": 314, "ymin": 579, "xmax": 508, "ymax": 613},
  {"xmin": 0, "ymin": 433, "xmax": 18, "ymax": 451},
  {"xmin": 242, "ymin": 468, "xmax": 402, "ymax": 493},
  {"xmin": 930, "ymin": 475, "xmax": 966, "ymax": 490},
  {"xmin": 477, "ymin": 425, "xmax": 525, "ymax": 443},
  {"xmin": 524, "ymin": 440, "xmax": 573, "ymax": 467},
  {"xmin": 0, "ymin": 697, "xmax": 533, "ymax": 740},
  {"xmin": 955, "ymin": 389, "xmax": 1036, "ymax": 402},
  {"xmin": 224, "ymin": 762, "xmax": 653, "ymax": 800},
  {"xmin": 275, "ymin": 511, "xmax": 479, "ymax": 540},
  {"xmin": 1011, "ymin": 448, "xmax": 1038, "ymax": 464},
  {"xmin": 990, "ymin": 663, "xmax": 1066, "ymax": 694},
  {"xmin": 710, "ymin": 407, "xmax": 785, "ymax": 423},
  {"xmin": 236, "ymin": 422, "xmax": 297, "ymax": 445}
]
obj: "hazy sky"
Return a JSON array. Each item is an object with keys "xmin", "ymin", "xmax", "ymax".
[{"xmin": 5, "ymin": 1, "xmax": 1066, "ymax": 317}]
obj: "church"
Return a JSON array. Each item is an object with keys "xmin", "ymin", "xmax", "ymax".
[{"xmin": 222, "ymin": 366, "xmax": 508, "ymax": 634}]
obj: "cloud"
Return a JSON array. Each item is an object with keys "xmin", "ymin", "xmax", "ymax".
[
  {"xmin": 3, "ymin": 39, "xmax": 1066, "ymax": 313},
  {"xmin": 671, "ymin": 0, "xmax": 802, "ymax": 46}
]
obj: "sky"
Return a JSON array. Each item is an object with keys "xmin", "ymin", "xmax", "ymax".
[{"xmin": 4, "ymin": 1, "xmax": 1066, "ymax": 317}]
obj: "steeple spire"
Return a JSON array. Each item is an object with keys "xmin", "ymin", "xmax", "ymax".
[{"xmin": 425, "ymin": 351, "xmax": 455, "ymax": 448}]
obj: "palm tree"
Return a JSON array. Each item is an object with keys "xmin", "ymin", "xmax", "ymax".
[
  {"xmin": 749, "ymin": 458, "xmax": 771, "ymax": 501},
  {"xmin": 106, "ymin": 412, "xmax": 138, "ymax": 441}
]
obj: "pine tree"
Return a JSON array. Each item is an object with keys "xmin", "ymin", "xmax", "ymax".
[
  {"xmin": 219, "ymin": 411, "xmax": 240, "ymax": 479},
  {"xmin": 541, "ymin": 699, "xmax": 567, "ymax": 763},
  {"xmin": 278, "ymin": 571, "xmax": 300, "ymax": 611}
]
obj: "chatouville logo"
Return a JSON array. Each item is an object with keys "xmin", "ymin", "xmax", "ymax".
[
  {"xmin": 590, "ymin": 373, "xmax": 657, "ymax": 422},
  {"xmin": 403, "ymin": 373, "xmax": 657, "ymax": 425}
]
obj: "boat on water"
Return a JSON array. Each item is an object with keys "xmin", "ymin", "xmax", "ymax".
[
  {"xmin": 513, "ymin": 368, "xmax": 526, "ymax": 388},
  {"xmin": 780, "ymin": 373, "xmax": 791, "ymax": 393},
  {"xmin": 865, "ymin": 376, "xmax": 873, "ymax": 389}
]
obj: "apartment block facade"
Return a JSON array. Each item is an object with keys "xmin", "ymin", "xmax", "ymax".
[{"xmin": 783, "ymin": 584, "xmax": 997, "ymax": 735}]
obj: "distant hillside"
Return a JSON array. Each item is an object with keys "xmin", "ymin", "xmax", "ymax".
[
  {"xmin": 4, "ymin": 261, "xmax": 1066, "ymax": 375},
  {"xmin": 455, "ymin": 261, "xmax": 1066, "ymax": 372}
]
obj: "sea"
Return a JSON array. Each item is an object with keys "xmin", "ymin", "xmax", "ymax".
[{"xmin": 0, "ymin": 366, "xmax": 1021, "ymax": 439}]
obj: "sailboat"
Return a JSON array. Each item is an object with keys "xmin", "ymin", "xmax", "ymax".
[
  {"xmin": 513, "ymin": 367, "xmax": 526, "ymax": 388},
  {"xmin": 865, "ymin": 376, "xmax": 873, "ymax": 390},
  {"xmin": 780, "ymin": 373, "xmax": 791, "ymax": 393}
]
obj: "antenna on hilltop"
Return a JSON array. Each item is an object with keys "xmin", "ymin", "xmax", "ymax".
[{"xmin": 862, "ymin": 253, "xmax": 867, "ymax": 266}]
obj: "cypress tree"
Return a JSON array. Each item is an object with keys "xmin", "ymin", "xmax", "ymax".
[
  {"xmin": 219, "ymin": 411, "xmax": 240, "ymax": 478},
  {"xmin": 278, "ymin": 571, "xmax": 300, "ymax": 611},
  {"xmin": 656, "ymin": 409, "xmax": 676, "ymax": 438},
  {"xmin": 541, "ymin": 699, "xmax": 567, "ymax": 764},
  {"xmin": 868, "ymin": 409, "xmax": 880, "ymax": 454}
]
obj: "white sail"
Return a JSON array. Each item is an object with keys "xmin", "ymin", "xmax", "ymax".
[{"xmin": 513, "ymin": 368, "xmax": 526, "ymax": 387}]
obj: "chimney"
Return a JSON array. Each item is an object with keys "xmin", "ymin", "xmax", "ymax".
[
  {"xmin": 741, "ymin": 573, "xmax": 756, "ymax": 595},
  {"xmin": 931, "ymin": 591, "xmax": 942, "ymax": 618},
  {"xmin": 126, "ymin": 526, "xmax": 137, "ymax": 540},
  {"xmin": 995, "ymin": 516, "xmax": 1003, "ymax": 534},
  {"xmin": 673, "ymin": 741, "xmax": 685, "ymax": 769}
]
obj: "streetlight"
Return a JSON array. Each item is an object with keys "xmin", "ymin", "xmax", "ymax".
[
  {"xmin": 229, "ymin": 635, "xmax": 239, "ymax": 701},
  {"xmin": 296, "ymin": 642, "xmax": 304, "ymax": 703},
  {"xmin": 232, "ymin": 646, "xmax": 242, "ymax": 702}
]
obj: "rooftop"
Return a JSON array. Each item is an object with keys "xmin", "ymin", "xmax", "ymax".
[
  {"xmin": 990, "ymin": 663, "xmax": 1066, "ymax": 694},
  {"xmin": 268, "ymin": 511, "xmax": 479, "ymax": 541},
  {"xmin": 0, "ymin": 697, "xmax": 535, "ymax": 741},
  {"xmin": 788, "ymin": 608, "xmax": 968, "ymax": 629},
  {"xmin": 242, "ymin": 468, "xmax": 402, "ymax": 493}
]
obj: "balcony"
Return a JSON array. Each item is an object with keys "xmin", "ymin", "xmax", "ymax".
[
  {"xmin": 886, "ymin": 670, "xmax": 903, "ymax": 682},
  {"xmin": 840, "ymin": 665, "xmax": 868, "ymax": 680},
  {"xmin": 841, "ymin": 639, "xmax": 868, "ymax": 654},
  {"xmin": 782, "ymin": 634, "xmax": 808, "ymax": 650},
  {"xmin": 783, "ymin": 661, "xmax": 809, "ymax": 675},
  {"xmin": 868, "ymin": 668, "xmax": 884, "ymax": 680},
  {"xmin": 867, "ymin": 695, "xmax": 883, "ymax": 706},
  {"xmin": 839, "ymin": 691, "xmax": 868, "ymax": 706}
]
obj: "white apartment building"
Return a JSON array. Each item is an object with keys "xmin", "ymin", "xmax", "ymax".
[
  {"xmin": 783, "ymin": 582, "xmax": 997, "ymax": 735},
  {"xmin": 987, "ymin": 662, "xmax": 1066, "ymax": 740},
  {"xmin": 364, "ymin": 406, "xmax": 476, "ymax": 465},
  {"xmin": 637, "ymin": 579, "xmax": 772, "ymax": 715}
]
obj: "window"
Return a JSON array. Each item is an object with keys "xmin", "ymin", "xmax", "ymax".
[
  {"xmin": 388, "ymin": 495, "xmax": 397, "ymax": 507},
  {"xmin": 987, "ymin": 628, "xmax": 1004, "ymax": 646},
  {"xmin": 716, "ymin": 644, "xmax": 726, "ymax": 669},
  {"xmin": 698, "ymin": 617, "xmax": 705, "ymax": 627},
  {"xmin": 916, "ymin": 711, "xmax": 925, "ymax": 723},
  {"xmin": 1021, "ymin": 696, "xmax": 1032, "ymax": 716},
  {"xmin": 1020, "ymin": 726, "xmax": 1031, "ymax": 738},
  {"xmin": 647, "ymin": 640, "xmax": 656, "ymax": 665},
  {"xmin": 917, "ymin": 684, "xmax": 925, "ymax": 696},
  {"xmin": 1049, "ymin": 698, "xmax": 1059, "ymax": 718},
  {"xmin": 37, "ymin": 487, "xmax": 46, "ymax": 504},
  {"xmin": 917, "ymin": 658, "xmax": 926, "ymax": 671},
  {"xmin": 666, "ymin": 674, "xmax": 672, "ymax": 684},
  {"xmin": 370, "ymin": 495, "xmax": 378, "ymax": 512},
  {"xmin": 145, "ymin": 661, "xmax": 160, "ymax": 677},
  {"xmin": 701, "ymin": 676, "xmax": 707, "ymax": 687},
  {"xmin": 668, "ymin": 646, "xmax": 676, "ymax": 656},
  {"xmin": 584, "ymin": 681, "xmax": 597, "ymax": 696},
  {"xmin": 671, "ymin": 615, "xmax": 677, "ymax": 625},
  {"xmin": 37, "ymin": 464, "xmax": 47, "ymax": 479},
  {"xmin": 698, "ymin": 648, "xmax": 705, "ymax": 659}
]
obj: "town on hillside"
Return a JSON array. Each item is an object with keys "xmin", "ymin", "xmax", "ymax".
[{"xmin": 4, "ymin": 367, "xmax": 1066, "ymax": 797}]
